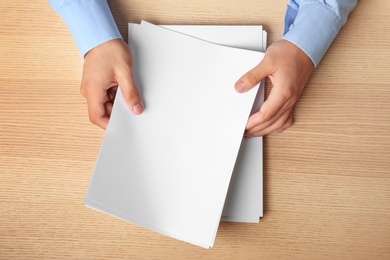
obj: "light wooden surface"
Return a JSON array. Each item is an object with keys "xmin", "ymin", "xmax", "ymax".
[{"xmin": 1, "ymin": 0, "xmax": 389, "ymax": 259}]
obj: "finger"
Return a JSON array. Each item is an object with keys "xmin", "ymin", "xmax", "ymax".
[
  {"xmin": 107, "ymin": 85, "xmax": 118, "ymax": 101},
  {"xmin": 246, "ymin": 109, "xmax": 292, "ymax": 137},
  {"xmin": 104, "ymin": 101, "xmax": 114, "ymax": 118},
  {"xmin": 246, "ymin": 85, "xmax": 290, "ymax": 130},
  {"xmin": 85, "ymin": 86, "xmax": 110, "ymax": 129},
  {"xmin": 235, "ymin": 58, "xmax": 271, "ymax": 93},
  {"xmin": 117, "ymin": 69, "xmax": 144, "ymax": 115},
  {"xmin": 275, "ymin": 113, "xmax": 293, "ymax": 133},
  {"xmin": 104, "ymin": 86, "xmax": 117, "ymax": 118}
]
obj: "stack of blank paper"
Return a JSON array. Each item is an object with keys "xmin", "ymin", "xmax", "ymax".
[{"xmin": 85, "ymin": 21, "xmax": 266, "ymax": 248}]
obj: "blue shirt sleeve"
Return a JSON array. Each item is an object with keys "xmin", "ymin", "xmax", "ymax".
[
  {"xmin": 282, "ymin": 0, "xmax": 358, "ymax": 67},
  {"xmin": 49, "ymin": 0, "xmax": 122, "ymax": 57}
]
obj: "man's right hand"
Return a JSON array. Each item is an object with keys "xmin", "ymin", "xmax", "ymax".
[{"xmin": 80, "ymin": 38, "xmax": 143, "ymax": 129}]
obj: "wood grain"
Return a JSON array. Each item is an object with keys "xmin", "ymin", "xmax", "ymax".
[{"xmin": 1, "ymin": 0, "xmax": 389, "ymax": 259}]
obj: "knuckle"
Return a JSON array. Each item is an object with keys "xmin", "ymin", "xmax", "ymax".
[
  {"xmin": 80, "ymin": 85, "xmax": 86, "ymax": 98},
  {"xmin": 285, "ymin": 116, "xmax": 294, "ymax": 128},
  {"xmin": 279, "ymin": 115, "xmax": 294, "ymax": 131},
  {"xmin": 274, "ymin": 120, "xmax": 285, "ymax": 130},
  {"xmin": 122, "ymin": 87, "xmax": 140, "ymax": 104},
  {"xmin": 88, "ymin": 112, "xmax": 98, "ymax": 125},
  {"xmin": 285, "ymin": 121, "xmax": 293, "ymax": 129},
  {"xmin": 246, "ymin": 72, "xmax": 260, "ymax": 84},
  {"xmin": 280, "ymin": 87, "xmax": 294, "ymax": 101},
  {"xmin": 290, "ymin": 93, "xmax": 300, "ymax": 105},
  {"xmin": 80, "ymin": 81, "xmax": 93, "ymax": 98},
  {"xmin": 260, "ymin": 111, "xmax": 272, "ymax": 122}
]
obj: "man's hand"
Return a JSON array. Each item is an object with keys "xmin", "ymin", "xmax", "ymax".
[
  {"xmin": 81, "ymin": 39, "xmax": 143, "ymax": 129},
  {"xmin": 235, "ymin": 40, "xmax": 314, "ymax": 137}
]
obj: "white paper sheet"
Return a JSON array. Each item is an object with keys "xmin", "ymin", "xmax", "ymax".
[
  {"xmin": 85, "ymin": 21, "xmax": 264, "ymax": 248},
  {"xmin": 130, "ymin": 24, "xmax": 266, "ymax": 222}
]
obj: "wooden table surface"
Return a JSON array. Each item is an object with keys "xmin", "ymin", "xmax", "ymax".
[{"xmin": 1, "ymin": 0, "xmax": 389, "ymax": 259}]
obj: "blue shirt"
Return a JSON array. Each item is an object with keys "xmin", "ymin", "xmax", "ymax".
[{"xmin": 49, "ymin": 0, "xmax": 357, "ymax": 67}]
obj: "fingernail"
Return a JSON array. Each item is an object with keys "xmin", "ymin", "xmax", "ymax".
[
  {"xmin": 234, "ymin": 81, "xmax": 245, "ymax": 93},
  {"xmin": 133, "ymin": 103, "xmax": 144, "ymax": 114}
]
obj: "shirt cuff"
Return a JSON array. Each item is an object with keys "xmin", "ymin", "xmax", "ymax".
[
  {"xmin": 282, "ymin": 2, "xmax": 344, "ymax": 67},
  {"xmin": 54, "ymin": 0, "xmax": 122, "ymax": 57}
]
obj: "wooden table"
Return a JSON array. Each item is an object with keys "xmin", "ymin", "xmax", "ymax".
[{"xmin": 1, "ymin": 0, "xmax": 389, "ymax": 259}]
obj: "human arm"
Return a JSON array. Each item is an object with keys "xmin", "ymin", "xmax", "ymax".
[
  {"xmin": 236, "ymin": 0, "xmax": 358, "ymax": 137},
  {"xmin": 49, "ymin": 0, "xmax": 143, "ymax": 129}
]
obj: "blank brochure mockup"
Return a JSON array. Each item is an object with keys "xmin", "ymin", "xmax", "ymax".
[{"xmin": 85, "ymin": 21, "xmax": 266, "ymax": 248}]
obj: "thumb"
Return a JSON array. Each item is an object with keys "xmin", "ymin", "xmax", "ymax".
[
  {"xmin": 118, "ymin": 71, "xmax": 144, "ymax": 115},
  {"xmin": 234, "ymin": 59, "xmax": 270, "ymax": 93}
]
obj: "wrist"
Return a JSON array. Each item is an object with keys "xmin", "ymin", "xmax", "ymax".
[
  {"xmin": 282, "ymin": 2, "xmax": 344, "ymax": 67},
  {"xmin": 51, "ymin": 0, "xmax": 123, "ymax": 57}
]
